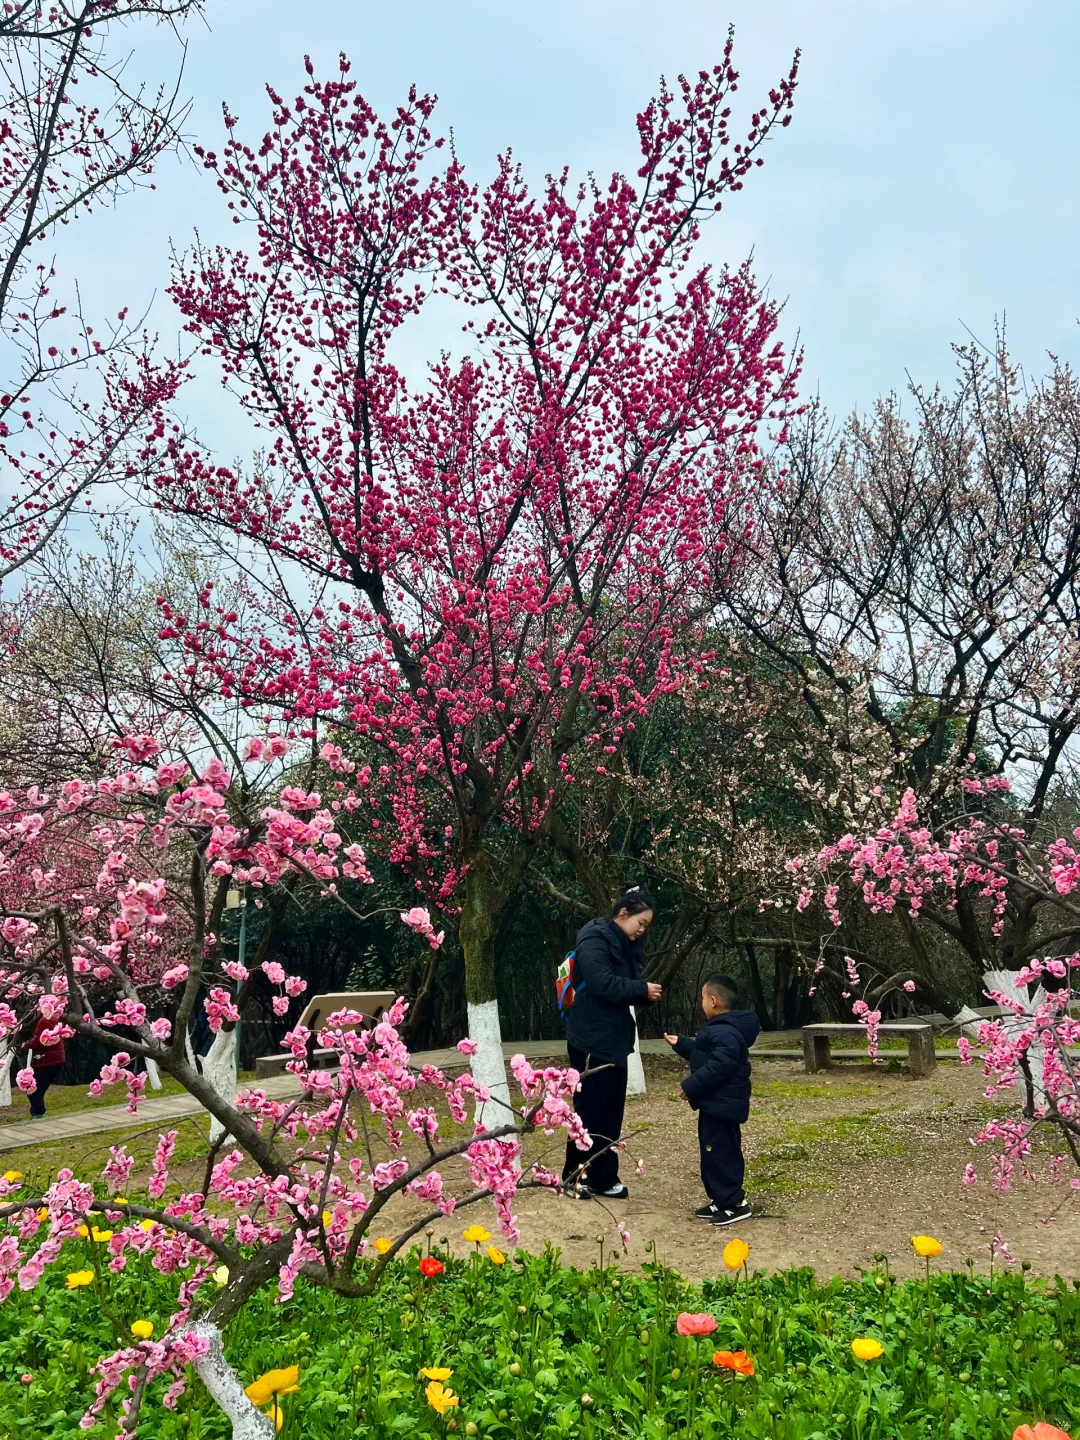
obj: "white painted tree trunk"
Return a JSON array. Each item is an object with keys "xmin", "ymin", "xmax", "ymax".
[
  {"xmin": 467, "ymin": 998, "xmax": 511, "ymax": 1130},
  {"xmin": 0, "ymin": 1043, "xmax": 11, "ymax": 1108},
  {"xmin": 144, "ymin": 1056, "xmax": 162, "ymax": 1092},
  {"xmin": 625, "ymin": 1009, "xmax": 647, "ymax": 1096},
  {"xmin": 187, "ymin": 1321, "xmax": 275, "ymax": 1439},
  {"xmin": 187, "ymin": 1029, "xmax": 239, "ymax": 1143}
]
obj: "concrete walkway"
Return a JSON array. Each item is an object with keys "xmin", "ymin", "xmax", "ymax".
[
  {"xmin": 0, "ymin": 1041, "xmax": 587, "ymax": 1153},
  {"xmin": 0, "ymin": 1034, "xmax": 953, "ymax": 1154}
]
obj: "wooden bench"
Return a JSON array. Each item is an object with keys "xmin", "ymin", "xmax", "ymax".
[
  {"xmin": 254, "ymin": 1048, "xmax": 338, "ymax": 1079},
  {"xmin": 801, "ymin": 1022, "xmax": 936, "ymax": 1078},
  {"xmin": 254, "ymin": 990, "xmax": 396, "ymax": 1080}
]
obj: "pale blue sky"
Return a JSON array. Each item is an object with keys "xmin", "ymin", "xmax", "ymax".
[{"xmin": 74, "ymin": 0, "xmax": 1080, "ymax": 446}]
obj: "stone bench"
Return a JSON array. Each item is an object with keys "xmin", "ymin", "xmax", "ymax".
[{"xmin": 801, "ymin": 1022, "xmax": 936, "ymax": 1078}]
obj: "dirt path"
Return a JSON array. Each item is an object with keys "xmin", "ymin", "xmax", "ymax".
[
  {"xmin": 4, "ymin": 1050, "xmax": 1077, "ymax": 1281},
  {"xmin": 505, "ymin": 1055, "xmax": 1080, "ymax": 1281}
]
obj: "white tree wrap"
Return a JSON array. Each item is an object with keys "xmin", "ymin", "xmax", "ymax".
[
  {"xmin": 467, "ymin": 998, "xmax": 511, "ymax": 1129},
  {"xmin": 187, "ymin": 1321, "xmax": 275, "ymax": 1439}
]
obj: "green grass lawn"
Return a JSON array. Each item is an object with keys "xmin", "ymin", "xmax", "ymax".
[{"xmin": 0, "ymin": 1240, "xmax": 1075, "ymax": 1439}]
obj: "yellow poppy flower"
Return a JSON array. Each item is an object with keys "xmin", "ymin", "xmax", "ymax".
[
  {"xmin": 77, "ymin": 1225, "xmax": 89, "ymax": 1238},
  {"xmin": 911, "ymin": 1235, "xmax": 942, "ymax": 1258},
  {"xmin": 2, "ymin": 1170, "xmax": 22, "ymax": 1183},
  {"xmin": 722, "ymin": 1238, "xmax": 749, "ymax": 1272},
  {"xmin": 244, "ymin": 1366, "xmax": 300, "ymax": 1408},
  {"xmin": 65, "ymin": 1270, "xmax": 94, "ymax": 1289},
  {"xmin": 851, "ymin": 1338, "xmax": 884, "ymax": 1361},
  {"xmin": 36, "ymin": 1208, "xmax": 48, "ymax": 1222},
  {"xmin": 139, "ymin": 1219, "xmax": 156, "ymax": 1233},
  {"xmin": 425, "ymin": 1381, "xmax": 459, "ymax": 1415},
  {"xmin": 130, "ymin": 1320, "xmax": 153, "ymax": 1340},
  {"xmin": 372, "ymin": 1237, "xmax": 392, "ymax": 1255},
  {"xmin": 421, "ymin": 1367, "xmax": 453, "ymax": 1382},
  {"xmin": 264, "ymin": 1404, "xmax": 284, "ymax": 1433},
  {"xmin": 487, "ymin": 1245, "xmax": 506, "ymax": 1266},
  {"xmin": 91, "ymin": 1227, "xmax": 113, "ymax": 1243},
  {"xmin": 214, "ymin": 1265, "xmax": 230, "ymax": 1287},
  {"xmin": 462, "ymin": 1224, "xmax": 491, "ymax": 1245},
  {"xmin": 322, "ymin": 1210, "xmax": 332, "ymax": 1227}
]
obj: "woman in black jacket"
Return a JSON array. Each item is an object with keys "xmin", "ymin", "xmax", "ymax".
[{"xmin": 562, "ymin": 888, "xmax": 661, "ymax": 1200}]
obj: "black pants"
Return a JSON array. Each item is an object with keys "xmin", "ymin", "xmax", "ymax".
[
  {"xmin": 562, "ymin": 1044, "xmax": 627, "ymax": 1192},
  {"xmin": 29, "ymin": 1063, "xmax": 64, "ymax": 1117},
  {"xmin": 699, "ymin": 1112, "xmax": 745, "ymax": 1210}
]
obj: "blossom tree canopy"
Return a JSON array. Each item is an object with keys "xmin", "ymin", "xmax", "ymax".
[{"xmin": 152, "ymin": 37, "xmax": 802, "ymax": 1110}]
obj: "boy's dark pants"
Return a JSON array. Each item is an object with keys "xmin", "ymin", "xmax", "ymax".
[
  {"xmin": 562, "ymin": 1044, "xmax": 627, "ymax": 1192},
  {"xmin": 698, "ymin": 1112, "xmax": 745, "ymax": 1209}
]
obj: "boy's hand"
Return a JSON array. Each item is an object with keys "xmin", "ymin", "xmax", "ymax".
[
  {"xmin": 646, "ymin": 982, "xmax": 662, "ymax": 1002},
  {"xmin": 663, "ymin": 1033, "xmax": 678, "ymax": 1046},
  {"xmin": 679, "ymin": 1086, "xmax": 691, "ymax": 1103}
]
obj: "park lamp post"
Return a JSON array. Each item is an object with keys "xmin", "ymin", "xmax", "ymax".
[{"xmin": 225, "ymin": 887, "xmax": 248, "ymax": 1067}]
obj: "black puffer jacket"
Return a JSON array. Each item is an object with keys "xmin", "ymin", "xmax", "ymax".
[
  {"xmin": 674, "ymin": 1010, "xmax": 761, "ymax": 1121},
  {"xmin": 564, "ymin": 917, "xmax": 649, "ymax": 1064}
]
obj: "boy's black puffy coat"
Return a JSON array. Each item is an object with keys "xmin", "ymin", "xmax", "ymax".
[
  {"xmin": 564, "ymin": 917, "xmax": 649, "ymax": 1064},
  {"xmin": 674, "ymin": 1010, "xmax": 760, "ymax": 1121}
]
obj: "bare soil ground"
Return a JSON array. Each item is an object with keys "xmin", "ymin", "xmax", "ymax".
[
  {"xmin": 506, "ymin": 1054, "xmax": 1080, "ymax": 1282},
  {"xmin": 4, "ymin": 1054, "xmax": 1078, "ymax": 1282}
]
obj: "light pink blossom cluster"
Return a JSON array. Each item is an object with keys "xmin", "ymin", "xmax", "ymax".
[
  {"xmin": 0, "ymin": 747, "xmax": 587, "ymax": 1429},
  {"xmin": 793, "ymin": 785, "xmax": 1080, "ymax": 1199},
  {"xmin": 0, "ymin": 1000, "xmax": 586, "ymax": 1427}
]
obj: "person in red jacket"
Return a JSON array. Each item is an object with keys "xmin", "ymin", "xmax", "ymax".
[{"xmin": 27, "ymin": 1014, "xmax": 66, "ymax": 1117}]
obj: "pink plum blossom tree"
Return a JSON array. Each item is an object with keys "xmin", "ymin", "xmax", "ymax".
[
  {"xmin": 0, "ymin": 736, "xmax": 586, "ymax": 1437},
  {"xmin": 149, "ymin": 39, "xmax": 801, "ymax": 1114},
  {"xmin": 791, "ymin": 774, "xmax": 1080, "ymax": 1206}
]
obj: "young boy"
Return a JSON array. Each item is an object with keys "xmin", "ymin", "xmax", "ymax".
[{"xmin": 664, "ymin": 975, "xmax": 759, "ymax": 1225}]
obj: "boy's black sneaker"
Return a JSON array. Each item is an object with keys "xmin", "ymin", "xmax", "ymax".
[
  {"xmin": 709, "ymin": 1203, "xmax": 753, "ymax": 1226},
  {"xmin": 695, "ymin": 1203, "xmax": 720, "ymax": 1221}
]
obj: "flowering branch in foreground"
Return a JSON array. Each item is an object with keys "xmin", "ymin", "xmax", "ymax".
[{"xmin": 0, "ymin": 737, "xmax": 589, "ymax": 1435}]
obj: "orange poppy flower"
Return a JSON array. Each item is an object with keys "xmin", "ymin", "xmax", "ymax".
[
  {"xmin": 1014, "ymin": 1426, "xmax": 1072, "ymax": 1440},
  {"xmin": 713, "ymin": 1350, "xmax": 755, "ymax": 1376}
]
